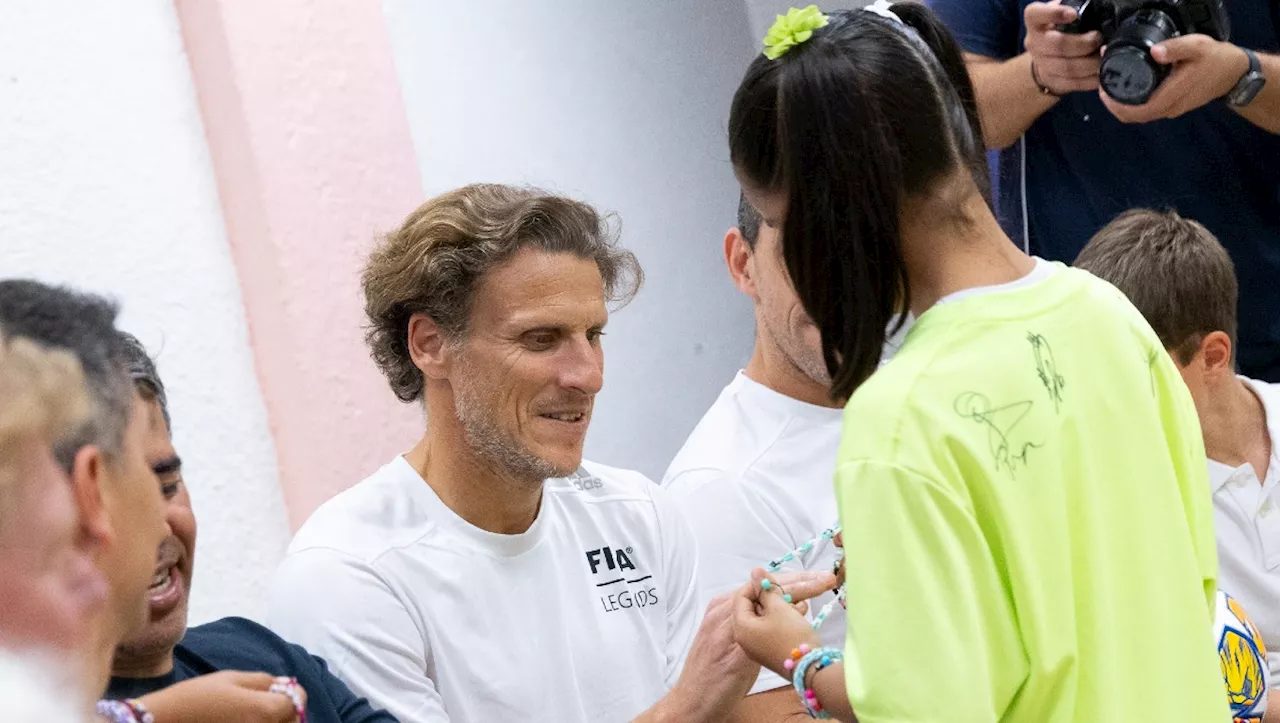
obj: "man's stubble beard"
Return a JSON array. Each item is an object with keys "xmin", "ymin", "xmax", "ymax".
[
  {"xmin": 764, "ymin": 313, "xmax": 832, "ymax": 388},
  {"xmin": 451, "ymin": 371, "xmax": 572, "ymax": 486}
]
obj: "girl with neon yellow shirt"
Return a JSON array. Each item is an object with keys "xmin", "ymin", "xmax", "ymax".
[{"xmin": 728, "ymin": 5, "xmax": 1227, "ymax": 721}]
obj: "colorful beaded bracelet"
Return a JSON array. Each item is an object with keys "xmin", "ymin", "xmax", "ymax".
[
  {"xmin": 270, "ymin": 676, "xmax": 307, "ymax": 723},
  {"xmin": 95, "ymin": 699, "xmax": 153, "ymax": 723},
  {"xmin": 759, "ymin": 577, "xmax": 794, "ymax": 603},
  {"xmin": 791, "ymin": 647, "xmax": 843, "ymax": 719},
  {"xmin": 764, "ymin": 523, "xmax": 846, "ymax": 631},
  {"xmin": 765, "ymin": 524, "xmax": 841, "ymax": 573}
]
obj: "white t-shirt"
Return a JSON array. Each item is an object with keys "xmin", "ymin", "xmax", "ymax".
[
  {"xmin": 935, "ymin": 257, "xmax": 1056, "ymax": 305},
  {"xmin": 662, "ymin": 371, "xmax": 845, "ymax": 694},
  {"xmin": 267, "ymin": 457, "xmax": 702, "ymax": 723},
  {"xmin": 1209, "ymin": 376, "xmax": 1280, "ymax": 682}
]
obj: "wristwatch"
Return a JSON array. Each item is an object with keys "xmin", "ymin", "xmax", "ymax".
[{"xmin": 1227, "ymin": 47, "xmax": 1266, "ymax": 108}]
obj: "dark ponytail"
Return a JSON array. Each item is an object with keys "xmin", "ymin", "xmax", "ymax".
[
  {"xmin": 729, "ymin": 4, "xmax": 989, "ymax": 401},
  {"xmin": 893, "ymin": 3, "xmax": 991, "ymax": 201}
]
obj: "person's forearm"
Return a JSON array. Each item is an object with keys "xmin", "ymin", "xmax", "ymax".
[
  {"xmin": 726, "ymin": 686, "xmax": 818, "ymax": 723},
  {"xmin": 967, "ymin": 53, "xmax": 1060, "ymax": 150},
  {"xmin": 1262, "ymin": 690, "xmax": 1280, "ymax": 723},
  {"xmin": 809, "ymin": 663, "xmax": 857, "ymax": 722},
  {"xmin": 633, "ymin": 685, "xmax": 709, "ymax": 723},
  {"xmin": 739, "ymin": 663, "xmax": 858, "ymax": 722},
  {"xmin": 1232, "ymin": 52, "xmax": 1280, "ymax": 134}
]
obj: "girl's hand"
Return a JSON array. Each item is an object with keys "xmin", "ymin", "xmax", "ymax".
[
  {"xmin": 137, "ymin": 671, "xmax": 306, "ymax": 723},
  {"xmin": 731, "ymin": 568, "xmax": 822, "ymax": 679},
  {"xmin": 833, "ymin": 531, "xmax": 845, "ymax": 587}
]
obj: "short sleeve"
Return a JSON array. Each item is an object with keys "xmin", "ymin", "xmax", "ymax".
[
  {"xmin": 651, "ymin": 485, "xmax": 706, "ymax": 688},
  {"xmin": 925, "ymin": 0, "xmax": 1022, "ymax": 60},
  {"xmin": 667, "ymin": 469, "xmax": 803, "ymax": 693},
  {"xmin": 837, "ymin": 461, "xmax": 1028, "ymax": 723},
  {"xmin": 304, "ymin": 654, "xmax": 399, "ymax": 723},
  {"xmin": 1161, "ymin": 360, "xmax": 1219, "ymax": 613},
  {"xmin": 268, "ymin": 548, "xmax": 450, "ymax": 723}
]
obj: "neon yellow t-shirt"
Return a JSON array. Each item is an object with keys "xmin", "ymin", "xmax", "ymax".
[{"xmin": 838, "ymin": 264, "xmax": 1227, "ymax": 722}]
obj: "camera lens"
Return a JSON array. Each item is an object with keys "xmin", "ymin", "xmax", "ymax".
[
  {"xmin": 1101, "ymin": 46, "xmax": 1162, "ymax": 104},
  {"xmin": 1099, "ymin": 9, "xmax": 1177, "ymax": 105}
]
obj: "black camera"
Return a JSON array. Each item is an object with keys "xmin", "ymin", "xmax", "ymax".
[{"xmin": 1058, "ymin": 0, "xmax": 1230, "ymax": 105}]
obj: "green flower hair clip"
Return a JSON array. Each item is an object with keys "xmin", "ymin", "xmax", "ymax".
[{"xmin": 763, "ymin": 5, "xmax": 830, "ymax": 60}]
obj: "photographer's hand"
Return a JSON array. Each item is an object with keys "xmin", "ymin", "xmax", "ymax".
[
  {"xmin": 1024, "ymin": 1, "xmax": 1103, "ymax": 95},
  {"xmin": 1101, "ymin": 36, "xmax": 1249, "ymax": 123},
  {"xmin": 961, "ymin": 1, "xmax": 1101, "ymax": 149}
]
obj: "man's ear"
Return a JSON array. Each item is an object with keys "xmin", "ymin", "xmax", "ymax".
[
  {"xmin": 724, "ymin": 227, "xmax": 756, "ymax": 298},
  {"xmin": 408, "ymin": 312, "xmax": 451, "ymax": 380},
  {"xmin": 69, "ymin": 446, "xmax": 113, "ymax": 554},
  {"xmin": 1199, "ymin": 330, "xmax": 1234, "ymax": 378}
]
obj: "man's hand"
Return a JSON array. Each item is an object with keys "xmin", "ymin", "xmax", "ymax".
[
  {"xmin": 137, "ymin": 671, "xmax": 306, "ymax": 723},
  {"xmin": 1102, "ymin": 36, "xmax": 1251, "ymax": 123},
  {"xmin": 655, "ymin": 592, "xmax": 760, "ymax": 723},
  {"xmin": 773, "ymin": 569, "xmax": 839, "ymax": 614},
  {"xmin": 652, "ymin": 571, "xmax": 834, "ymax": 723},
  {"xmin": 1024, "ymin": 1, "xmax": 1103, "ymax": 95}
]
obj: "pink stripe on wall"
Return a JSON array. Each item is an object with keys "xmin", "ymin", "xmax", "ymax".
[{"xmin": 175, "ymin": 0, "xmax": 424, "ymax": 528}]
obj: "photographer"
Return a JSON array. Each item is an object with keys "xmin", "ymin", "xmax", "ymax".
[{"xmin": 927, "ymin": 0, "xmax": 1280, "ymax": 380}]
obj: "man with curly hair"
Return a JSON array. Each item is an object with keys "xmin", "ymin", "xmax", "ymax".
[{"xmin": 269, "ymin": 184, "xmax": 830, "ymax": 723}]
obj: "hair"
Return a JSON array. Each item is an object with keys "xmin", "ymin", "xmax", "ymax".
[
  {"xmin": 1073, "ymin": 208, "xmax": 1237, "ymax": 366},
  {"xmin": 737, "ymin": 194, "xmax": 762, "ymax": 249},
  {"xmin": 0, "ymin": 280, "xmax": 133, "ymax": 469},
  {"xmin": 363, "ymin": 183, "xmax": 644, "ymax": 403},
  {"xmin": 729, "ymin": 4, "xmax": 990, "ymax": 400},
  {"xmin": 0, "ymin": 328, "xmax": 92, "ymax": 523},
  {"xmin": 116, "ymin": 332, "xmax": 170, "ymax": 432}
]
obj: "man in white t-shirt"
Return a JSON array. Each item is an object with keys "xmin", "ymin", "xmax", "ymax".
[
  {"xmin": 1075, "ymin": 209, "xmax": 1280, "ymax": 699},
  {"xmin": 662, "ymin": 196, "xmax": 846, "ymax": 721},
  {"xmin": 267, "ymin": 184, "xmax": 775, "ymax": 723}
]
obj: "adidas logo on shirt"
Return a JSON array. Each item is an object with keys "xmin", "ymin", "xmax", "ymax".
[{"xmin": 569, "ymin": 469, "xmax": 604, "ymax": 492}]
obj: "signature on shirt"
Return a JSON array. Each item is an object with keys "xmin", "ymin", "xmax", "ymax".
[
  {"xmin": 1142, "ymin": 341, "xmax": 1160, "ymax": 397},
  {"xmin": 954, "ymin": 391, "xmax": 1043, "ymax": 478},
  {"xmin": 1028, "ymin": 332, "xmax": 1065, "ymax": 412}
]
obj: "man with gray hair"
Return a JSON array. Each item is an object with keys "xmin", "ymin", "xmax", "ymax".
[
  {"xmin": 0, "ymin": 327, "xmax": 106, "ymax": 673},
  {"xmin": 269, "ymin": 184, "xmax": 830, "ymax": 723},
  {"xmin": 102, "ymin": 331, "xmax": 393, "ymax": 723},
  {"xmin": 0, "ymin": 280, "xmax": 168, "ymax": 707}
]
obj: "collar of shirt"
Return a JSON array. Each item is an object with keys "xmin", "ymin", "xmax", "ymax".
[{"xmin": 1208, "ymin": 376, "xmax": 1280, "ymax": 493}]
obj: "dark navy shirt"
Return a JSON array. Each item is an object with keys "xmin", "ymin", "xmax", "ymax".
[
  {"xmin": 928, "ymin": 0, "xmax": 1280, "ymax": 380},
  {"xmin": 105, "ymin": 617, "xmax": 397, "ymax": 723}
]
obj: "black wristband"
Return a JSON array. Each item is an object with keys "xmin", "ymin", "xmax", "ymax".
[{"xmin": 1030, "ymin": 60, "xmax": 1062, "ymax": 97}]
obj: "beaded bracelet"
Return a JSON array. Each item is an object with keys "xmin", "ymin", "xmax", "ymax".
[
  {"xmin": 810, "ymin": 585, "xmax": 847, "ymax": 629},
  {"xmin": 791, "ymin": 647, "xmax": 843, "ymax": 719},
  {"xmin": 95, "ymin": 699, "xmax": 154, "ymax": 723},
  {"xmin": 270, "ymin": 676, "xmax": 307, "ymax": 723},
  {"xmin": 764, "ymin": 523, "xmax": 846, "ymax": 631},
  {"xmin": 759, "ymin": 577, "xmax": 794, "ymax": 603},
  {"xmin": 782, "ymin": 642, "xmax": 813, "ymax": 674},
  {"xmin": 766, "ymin": 524, "xmax": 841, "ymax": 573}
]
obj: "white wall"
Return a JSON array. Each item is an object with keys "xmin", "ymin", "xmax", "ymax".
[
  {"xmin": 0, "ymin": 1, "xmax": 290, "ymax": 625},
  {"xmin": 384, "ymin": 0, "xmax": 761, "ymax": 480}
]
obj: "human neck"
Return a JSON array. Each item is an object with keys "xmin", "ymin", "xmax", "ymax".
[
  {"xmin": 407, "ymin": 397, "xmax": 544, "ymax": 535},
  {"xmin": 743, "ymin": 336, "xmax": 838, "ymax": 408},
  {"xmin": 900, "ymin": 189, "xmax": 1035, "ymax": 318},
  {"xmin": 1202, "ymin": 375, "xmax": 1271, "ymax": 479},
  {"xmin": 82, "ymin": 611, "xmax": 125, "ymax": 696},
  {"xmin": 110, "ymin": 646, "xmax": 174, "ymax": 680}
]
